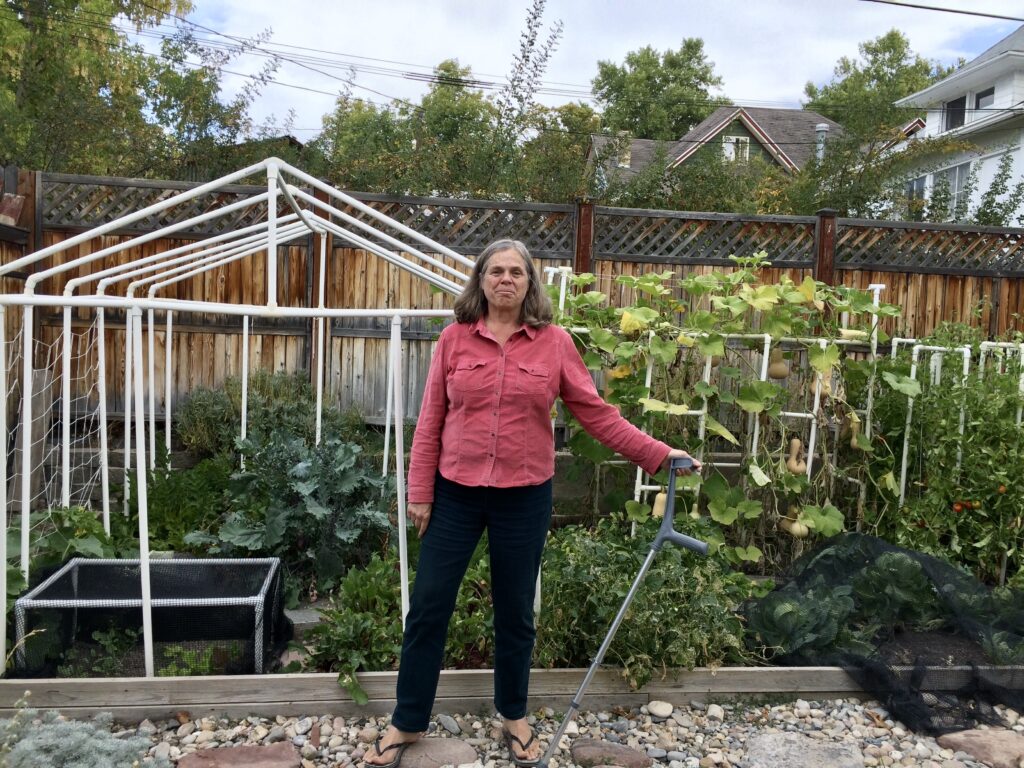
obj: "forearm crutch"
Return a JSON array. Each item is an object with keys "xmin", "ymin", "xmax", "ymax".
[{"xmin": 538, "ymin": 456, "xmax": 708, "ymax": 767}]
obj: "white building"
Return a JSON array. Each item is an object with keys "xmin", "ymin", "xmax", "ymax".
[{"xmin": 895, "ymin": 25, "xmax": 1024, "ymax": 223}]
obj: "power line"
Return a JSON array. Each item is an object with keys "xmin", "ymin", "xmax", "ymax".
[{"xmin": 856, "ymin": 0, "xmax": 1024, "ymax": 23}]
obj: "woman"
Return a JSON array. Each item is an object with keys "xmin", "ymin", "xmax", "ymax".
[{"xmin": 366, "ymin": 239, "xmax": 698, "ymax": 768}]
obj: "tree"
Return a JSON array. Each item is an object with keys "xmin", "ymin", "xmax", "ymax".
[
  {"xmin": 399, "ymin": 59, "xmax": 501, "ymax": 197},
  {"xmin": 517, "ymin": 102, "xmax": 599, "ymax": 202},
  {"xmin": 0, "ymin": 0, "xmax": 188, "ymax": 173},
  {"xmin": 804, "ymin": 29, "xmax": 954, "ymax": 135},
  {"xmin": 307, "ymin": 97, "xmax": 412, "ymax": 193},
  {"xmin": 592, "ymin": 39, "xmax": 725, "ymax": 141},
  {"xmin": 0, "ymin": 0, "xmax": 275, "ymax": 178},
  {"xmin": 793, "ymin": 30, "xmax": 964, "ymax": 217}
]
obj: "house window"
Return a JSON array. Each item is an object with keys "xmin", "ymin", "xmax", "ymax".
[
  {"xmin": 906, "ymin": 175, "xmax": 927, "ymax": 220},
  {"xmin": 722, "ymin": 135, "xmax": 749, "ymax": 162},
  {"xmin": 975, "ymin": 87, "xmax": 995, "ymax": 111},
  {"xmin": 944, "ymin": 96, "xmax": 966, "ymax": 131},
  {"xmin": 943, "ymin": 161, "xmax": 971, "ymax": 214}
]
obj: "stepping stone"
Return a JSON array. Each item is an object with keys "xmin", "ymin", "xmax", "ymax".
[
  {"xmin": 571, "ymin": 738, "xmax": 651, "ymax": 768},
  {"xmin": 178, "ymin": 741, "xmax": 300, "ymax": 768},
  {"xmin": 401, "ymin": 737, "xmax": 479, "ymax": 768},
  {"xmin": 938, "ymin": 728, "xmax": 1024, "ymax": 768},
  {"xmin": 745, "ymin": 732, "xmax": 863, "ymax": 768}
]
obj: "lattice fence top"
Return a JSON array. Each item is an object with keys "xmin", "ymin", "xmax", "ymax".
[
  {"xmin": 42, "ymin": 174, "xmax": 272, "ymax": 237},
  {"xmin": 334, "ymin": 194, "xmax": 576, "ymax": 259},
  {"xmin": 836, "ymin": 218, "xmax": 1024, "ymax": 276},
  {"xmin": 593, "ymin": 207, "xmax": 817, "ymax": 266}
]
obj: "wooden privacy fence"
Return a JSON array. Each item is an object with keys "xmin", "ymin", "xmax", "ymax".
[{"xmin": 2, "ymin": 168, "xmax": 1024, "ymax": 421}]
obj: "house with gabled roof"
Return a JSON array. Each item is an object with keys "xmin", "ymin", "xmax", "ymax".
[
  {"xmin": 893, "ymin": 24, "xmax": 1024, "ymax": 222},
  {"xmin": 590, "ymin": 106, "xmax": 842, "ymax": 187}
]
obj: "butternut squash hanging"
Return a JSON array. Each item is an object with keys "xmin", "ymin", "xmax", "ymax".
[
  {"xmin": 767, "ymin": 347, "xmax": 789, "ymax": 379},
  {"xmin": 786, "ymin": 437, "xmax": 807, "ymax": 475}
]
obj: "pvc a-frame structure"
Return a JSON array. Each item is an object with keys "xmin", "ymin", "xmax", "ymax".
[{"xmin": 0, "ymin": 158, "xmax": 472, "ymax": 676}]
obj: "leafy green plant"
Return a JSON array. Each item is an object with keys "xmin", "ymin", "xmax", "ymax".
[
  {"xmin": 850, "ymin": 551, "xmax": 943, "ymax": 630},
  {"xmin": 299, "ymin": 542, "xmax": 494, "ymax": 702},
  {"xmin": 186, "ymin": 435, "xmax": 393, "ymax": 602},
  {"xmin": 744, "ymin": 578, "xmax": 866, "ymax": 658},
  {"xmin": 555, "ymin": 257, "xmax": 901, "ymax": 577},
  {"xmin": 117, "ymin": 455, "xmax": 232, "ymax": 554},
  {"xmin": 56, "ymin": 626, "xmax": 141, "ymax": 678},
  {"xmin": 175, "ymin": 386, "xmax": 236, "ymax": 456},
  {"xmin": 6, "ymin": 507, "xmax": 115, "ymax": 573},
  {"xmin": 157, "ymin": 643, "xmax": 221, "ymax": 677},
  {"xmin": 854, "ymin": 323, "xmax": 1024, "ymax": 584},
  {"xmin": 534, "ymin": 518, "xmax": 760, "ymax": 688}
]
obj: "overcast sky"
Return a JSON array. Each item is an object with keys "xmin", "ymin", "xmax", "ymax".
[{"xmin": 169, "ymin": 0, "xmax": 1022, "ymax": 138}]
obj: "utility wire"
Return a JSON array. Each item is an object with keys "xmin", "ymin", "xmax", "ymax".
[{"xmin": 856, "ymin": 0, "xmax": 1024, "ymax": 23}]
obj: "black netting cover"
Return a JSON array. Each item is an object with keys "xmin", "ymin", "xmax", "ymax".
[
  {"xmin": 742, "ymin": 533, "xmax": 1024, "ymax": 735},
  {"xmin": 10, "ymin": 558, "xmax": 292, "ymax": 678}
]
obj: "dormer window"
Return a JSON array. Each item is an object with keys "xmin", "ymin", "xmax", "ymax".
[
  {"xmin": 722, "ymin": 136, "xmax": 749, "ymax": 162},
  {"xmin": 944, "ymin": 96, "xmax": 966, "ymax": 131},
  {"xmin": 975, "ymin": 87, "xmax": 995, "ymax": 111}
]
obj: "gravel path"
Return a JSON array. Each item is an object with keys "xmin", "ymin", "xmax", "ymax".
[{"xmin": 123, "ymin": 697, "xmax": 1020, "ymax": 767}]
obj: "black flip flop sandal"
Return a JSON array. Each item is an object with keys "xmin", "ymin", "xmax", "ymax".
[
  {"xmin": 367, "ymin": 737, "xmax": 412, "ymax": 768},
  {"xmin": 503, "ymin": 728, "xmax": 541, "ymax": 767}
]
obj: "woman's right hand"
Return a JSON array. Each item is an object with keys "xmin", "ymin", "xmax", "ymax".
[{"xmin": 407, "ymin": 502, "xmax": 432, "ymax": 538}]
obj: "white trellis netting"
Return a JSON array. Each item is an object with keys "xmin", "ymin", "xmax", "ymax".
[{"xmin": 0, "ymin": 158, "xmax": 473, "ymax": 677}]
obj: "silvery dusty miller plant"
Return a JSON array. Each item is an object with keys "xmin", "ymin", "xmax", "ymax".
[{"xmin": 0, "ymin": 694, "xmax": 169, "ymax": 768}]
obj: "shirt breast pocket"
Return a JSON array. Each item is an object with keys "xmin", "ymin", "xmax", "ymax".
[
  {"xmin": 448, "ymin": 358, "xmax": 491, "ymax": 396},
  {"xmin": 515, "ymin": 362, "xmax": 549, "ymax": 395}
]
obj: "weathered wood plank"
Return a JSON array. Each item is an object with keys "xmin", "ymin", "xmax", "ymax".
[{"xmin": 5, "ymin": 665, "xmax": 1018, "ymax": 721}]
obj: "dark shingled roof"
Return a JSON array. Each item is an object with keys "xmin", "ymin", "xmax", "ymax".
[
  {"xmin": 965, "ymin": 23, "xmax": 1024, "ymax": 68},
  {"xmin": 669, "ymin": 106, "xmax": 843, "ymax": 171},
  {"xmin": 591, "ymin": 106, "xmax": 844, "ymax": 183},
  {"xmin": 589, "ymin": 135, "xmax": 675, "ymax": 181}
]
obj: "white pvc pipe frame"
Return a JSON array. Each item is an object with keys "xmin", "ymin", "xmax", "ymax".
[
  {"xmin": 897, "ymin": 344, "xmax": 972, "ymax": 509},
  {"xmin": 0, "ymin": 157, "xmax": 475, "ymax": 675}
]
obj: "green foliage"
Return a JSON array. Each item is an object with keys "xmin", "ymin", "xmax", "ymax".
[
  {"xmin": 303, "ymin": 522, "xmax": 755, "ymax": 697},
  {"xmin": 56, "ymin": 627, "xmax": 141, "ymax": 678},
  {"xmin": 804, "ymin": 30, "xmax": 952, "ymax": 135},
  {"xmin": 155, "ymin": 643, "xmax": 222, "ymax": 679},
  {"xmin": 118, "ymin": 455, "xmax": 232, "ymax": 553},
  {"xmin": 175, "ymin": 387, "xmax": 236, "ymax": 456},
  {"xmin": 534, "ymin": 519, "xmax": 757, "ymax": 688},
  {"xmin": 7, "ymin": 507, "xmax": 115, "ymax": 574},
  {"xmin": 558, "ymin": 258, "xmax": 902, "ymax": 575},
  {"xmin": 185, "ymin": 434, "xmax": 392, "ymax": 601},
  {"xmin": 592, "ymin": 39, "xmax": 725, "ymax": 141},
  {"xmin": 0, "ymin": 699, "xmax": 168, "ymax": 768},
  {"xmin": 850, "ymin": 552, "xmax": 943, "ymax": 629},
  {"xmin": 744, "ymin": 578, "xmax": 859, "ymax": 657},
  {"xmin": 858, "ymin": 328, "xmax": 1024, "ymax": 584},
  {"xmin": 0, "ymin": 0, "xmax": 276, "ymax": 178}
]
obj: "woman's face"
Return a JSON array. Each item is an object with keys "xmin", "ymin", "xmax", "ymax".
[{"xmin": 481, "ymin": 248, "xmax": 530, "ymax": 313}]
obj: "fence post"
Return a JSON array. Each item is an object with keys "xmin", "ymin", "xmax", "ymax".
[
  {"xmin": 813, "ymin": 208, "xmax": 837, "ymax": 286},
  {"xmin": 574, "ymin": 198, "xmax": 594, "ymax": 275}
]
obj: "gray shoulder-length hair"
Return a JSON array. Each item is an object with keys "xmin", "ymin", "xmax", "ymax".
[{"xmin": 453, "ymin": 239, "xmax": 553, "ymax": 327}]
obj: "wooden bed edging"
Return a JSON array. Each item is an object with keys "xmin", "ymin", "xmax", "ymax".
[{"xmin": 2, "ymin": 665, "xmax": 1017, "ymax": 722}]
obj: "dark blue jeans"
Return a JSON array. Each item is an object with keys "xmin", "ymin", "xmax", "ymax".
[{"xmin": 391, "ymin": 473, "xmax": 552, "ymax": 732}]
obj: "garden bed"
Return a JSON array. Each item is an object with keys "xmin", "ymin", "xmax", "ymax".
[{"xmin": 2, "ymin": 665, "xmax": 1021, "ymax": 721}]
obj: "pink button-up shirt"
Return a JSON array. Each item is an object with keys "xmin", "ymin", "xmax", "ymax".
[{"xmin": 406, "ymin": 318, "xmax": 672, "ymax": 504}]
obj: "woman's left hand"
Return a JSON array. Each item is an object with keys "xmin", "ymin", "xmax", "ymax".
[{"xmin": 663, "ymin": 448, "xmax": 701, "ymax": 475}]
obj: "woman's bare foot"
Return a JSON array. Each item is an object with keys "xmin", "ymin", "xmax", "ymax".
[
  {"xmin": 502, "ymin": 717, "xmax": 541, "ymax": 765},
  {"xmin": 364, "ymin": 725, "xmax": 420, "ymax": 767}
]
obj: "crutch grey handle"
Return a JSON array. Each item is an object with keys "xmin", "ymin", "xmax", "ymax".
[
  {"xmin": 660, "ymin": 529, "xmax": 709, "ymax": 555},
  {"xmin": 653, "ymin": 456, "xmax": 708, "ymax": 555}
]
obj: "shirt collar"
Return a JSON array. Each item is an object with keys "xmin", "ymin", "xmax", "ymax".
[{"xmin": 470, "ymin": 317, "xmax": 537, "ymax": 340}]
